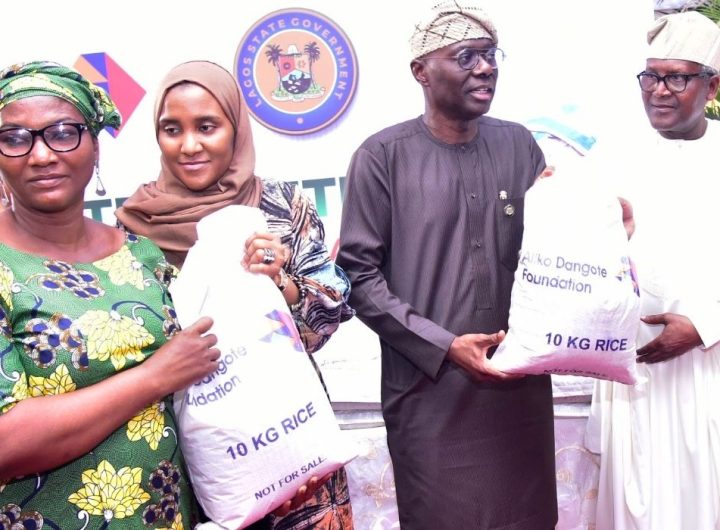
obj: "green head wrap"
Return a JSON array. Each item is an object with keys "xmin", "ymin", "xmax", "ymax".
[{"xmin": 0, "ymin": 61, "xmax": 122, "ymax": 135}]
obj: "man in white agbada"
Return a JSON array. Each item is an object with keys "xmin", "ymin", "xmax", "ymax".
[{"xmin": 587, "ymin": 10, "xmax": 720, "ymax": 530}]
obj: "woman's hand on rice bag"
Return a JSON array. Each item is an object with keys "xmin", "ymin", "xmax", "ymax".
[
  {"xmin": 142, "ymin": 316, "xmax": 220, "ymax": 396},
  {"xmin": 636, "ymin": 313, "xmax": 702, "ymax": 363},
  {"xmin": 619, "ymin": 196, "xmax": 635, "ymax": 239},
  {"xmin": 447, "ymin": 331, "xmax": 523, "ymax": 382},
  {"xmin": 242, "ymin": 231, "xmax": 291, "ymax": 280},
  {"xmin": 272, "ymin": 473, "xmax": 333, "ymax": 516}
]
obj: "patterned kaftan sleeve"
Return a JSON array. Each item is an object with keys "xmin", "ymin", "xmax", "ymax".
[{"xmin": 270, "ymin": 182, "xmax": 354, "ymax": 354}]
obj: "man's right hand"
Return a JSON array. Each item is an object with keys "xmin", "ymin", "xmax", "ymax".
[{"xmin": 446, "ymin": 331, "xmax": 521, "ymax": 382}]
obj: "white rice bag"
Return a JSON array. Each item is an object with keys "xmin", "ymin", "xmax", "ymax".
[
  {"xmin": 171, "ymin": 205, "xmax": 356, "ymax": 529},
  {"xmin": 491, "ymin": 168, "xmax": 641, "ymax": 384}
]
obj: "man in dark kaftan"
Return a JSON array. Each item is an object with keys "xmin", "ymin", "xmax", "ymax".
[{"xmin": 336, "ymin": 3, "xmax": 557, "ymax": 529}]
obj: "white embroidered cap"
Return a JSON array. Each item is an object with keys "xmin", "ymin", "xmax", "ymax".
[{"xmin": 647, "ymin": 11, "xmax": 720, "ymax": 71}]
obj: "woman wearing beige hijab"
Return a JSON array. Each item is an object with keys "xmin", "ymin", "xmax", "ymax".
[{"xmin": 116, "ymin": 61, "xmax": 354, "ymax": 530}]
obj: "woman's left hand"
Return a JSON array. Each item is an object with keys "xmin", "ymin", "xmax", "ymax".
[
  {"xmin": 242, "ymin": 232, "xmax": 290, "ymax": 279},
  {"xmin": 618, "ymin": 196, "xmax": 634, "ymax": 239},
  {"xmin": 272, "ymin": 473, "xmax": 333, "ymax": 517}
]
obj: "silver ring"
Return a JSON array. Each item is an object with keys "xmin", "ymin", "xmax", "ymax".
[{"xmin": 262, "ymin": 248, "xmax": 276, "ymax": 265}]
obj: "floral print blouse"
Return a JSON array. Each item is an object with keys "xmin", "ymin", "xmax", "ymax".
[{"xmin": 0, "ymin": 234, "xmax": 195, "ymax": 530}]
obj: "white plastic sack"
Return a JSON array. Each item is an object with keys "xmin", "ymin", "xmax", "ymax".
[
  {"xmin": 491, "ymin": 168, "xmax": 641, "ymax": 384},
  {"xmin": 170, "ymin": 205, "xmax": 356, "ymax": 530}
]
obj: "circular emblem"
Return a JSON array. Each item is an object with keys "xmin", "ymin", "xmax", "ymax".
[{"xmin": 235, "ymin": 9, "xmax": 359, "ymax": 135}]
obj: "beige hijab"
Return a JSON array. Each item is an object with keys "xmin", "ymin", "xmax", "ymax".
[{"xmin": 116, "ymin": 61, "xmax": 262, "ymax": 267}]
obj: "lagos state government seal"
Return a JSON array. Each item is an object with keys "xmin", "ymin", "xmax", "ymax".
[{"xmin": 235, "ymin": 9, "xmax": 359, "ymax": 135}]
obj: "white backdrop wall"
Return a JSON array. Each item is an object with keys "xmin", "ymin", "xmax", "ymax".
[{"xmin": 2, "ymin": 0, "xmax": 654, "ymax": 402}]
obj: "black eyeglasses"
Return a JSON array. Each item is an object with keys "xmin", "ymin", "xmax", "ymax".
[
  {"xmin": 636, "ymin": 71, "xmax": 713, "ymax": 94},
  {"xmin": 0, "ymin": 123, "xmax": 88, "ymax": 158},
  {"xmin": 425, "ymin": 47, "xmax": 505, "ymax": 70}
]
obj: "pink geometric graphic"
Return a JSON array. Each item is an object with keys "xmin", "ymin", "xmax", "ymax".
[
  {"xmin": 73, "ymin": 53, "xmax": 145, "ymax": 138},
  {"xmin": 260, "ymin": 309, "xmax": 304, "ymax": 352}
]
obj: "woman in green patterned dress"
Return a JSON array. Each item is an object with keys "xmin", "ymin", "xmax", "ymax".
[{"xmin": 0, "ymin": 61, "xmax": 222, "ymax": 529}]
